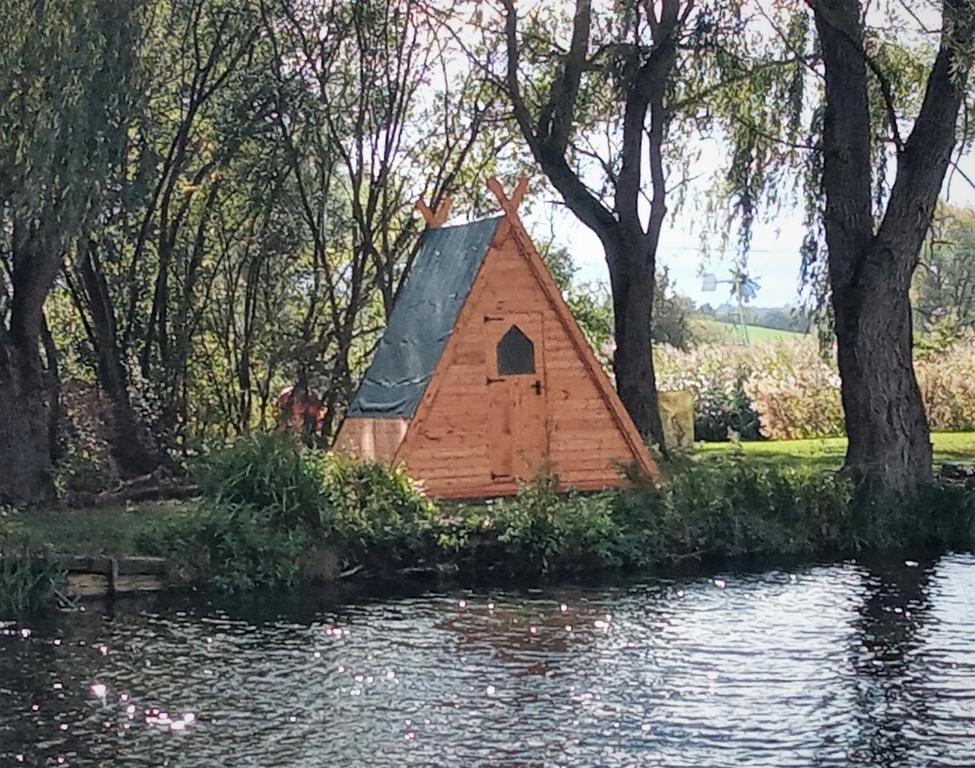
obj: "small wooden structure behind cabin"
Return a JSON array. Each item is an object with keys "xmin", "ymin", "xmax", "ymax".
[{"xmin": 334, "ymin": 178, "xmax": 656, "ymax": 499}]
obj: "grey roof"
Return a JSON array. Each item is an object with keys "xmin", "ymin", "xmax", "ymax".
[{"xmin": 347, "ymin": 216, "xmax": 503, "ymax": 418}]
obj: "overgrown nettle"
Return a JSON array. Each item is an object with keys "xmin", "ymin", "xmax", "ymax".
[{"xmin": 0, "ymin": 0, "xmax": 140, "ymax": 504}]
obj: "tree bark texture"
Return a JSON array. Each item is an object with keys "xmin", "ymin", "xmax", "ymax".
[
  {"xmin": 0, "ymin": 334, "xmax": 54, "ymax": 505},
  {"xmin": 0, "ymin": 223, "xmax": 63, "ymax": 504},
  {"xmin": 813, "ymin": 0, "xmax": 973, "ymax": 493}
]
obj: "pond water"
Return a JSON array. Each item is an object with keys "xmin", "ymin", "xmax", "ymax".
[{"xmin": 2, "ymin": 554, "xmax": 975, "ymax": 767}]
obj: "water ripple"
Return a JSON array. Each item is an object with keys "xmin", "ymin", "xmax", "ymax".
[{"xmin": 1, "ymin": 554, "xmax": 974, "ymax": 766}]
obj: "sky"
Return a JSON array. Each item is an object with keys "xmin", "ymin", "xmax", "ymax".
[
  {"xmin": 534, "ymin": 150, "xmax": 975, "ymax": 310},
  {"xmin": 513, "ymin": 0, "xmax": 975, "ymax": 309}
]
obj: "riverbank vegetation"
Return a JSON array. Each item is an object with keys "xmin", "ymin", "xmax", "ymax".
[
  {"xmin": 4, "ymin": 434, "xmax": 973, "ymax": 607},
  {"xmin": 3, "ymin": 1, "xmax": 975, "ymax": 611}
]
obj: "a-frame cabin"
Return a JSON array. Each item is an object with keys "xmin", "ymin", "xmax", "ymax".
[{"xmin": 334, "ymin": 178, "xmax": 657, "ymax": 499}]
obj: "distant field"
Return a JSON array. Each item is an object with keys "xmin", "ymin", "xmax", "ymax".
[{"xmin": 690, "ymin": 316, "xmax": 806, "ymax": 344}]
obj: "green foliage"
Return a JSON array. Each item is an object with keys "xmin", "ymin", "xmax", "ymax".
[
  {"xmin": 490, "ymin": 478, "xmax": 623, "ymax": 569},
  {"xmin": 79, "ymin": 434, "xmax": 975, "ymax": 590},
  {"xmin": 318, "ymin": 452, "xmax": 439, "ymax": 556},
  {"xmin": 0, "ymin": 0, "xmax": 140, "ymax": 240},
  {"xmin": 653, "ymin": 458, "xmax": 856, "ymax": 558},
  {"xmin": 449, "ymin": 460, "xmax": 975, "ymax": 576},
  {"xmin": 652, "ymin": 268, "xmax": 694, "ymax": 350},
  {"xmin": 0, "ymin": 544, "xmax": 64, "ymax": 619},
  {"xmin": 622, "ymin": 457, "xmax": 974, "ymax": 563},
  {"xmin": 138, "ymin": 502, "xmax": 306, "ymax": 592},
  {"xmin": 914, "ymin": 203, "xmax": 975, "ymax": 335},
  {"xmin": 198, "ymin": 433, "xmax": 328, "ymax": 532},
  {"xmin": 142, "ymin": 434, "xmax": 439, "ymax": 588}
]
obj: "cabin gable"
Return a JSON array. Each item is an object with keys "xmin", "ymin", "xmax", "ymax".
[{"xmin": 394, "ymin": 219, "xmax": 654, "ymax": 498}]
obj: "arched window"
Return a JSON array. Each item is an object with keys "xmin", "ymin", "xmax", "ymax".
[{"xmin": 497, "ymin": 325, "xmax": 535, "ymax": 375}]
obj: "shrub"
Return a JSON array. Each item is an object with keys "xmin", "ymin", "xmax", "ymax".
[
  {"xmin": 658, "ymin": 457, "xmax": 855, "ymax": 556},
  {"xmin": 157, "ymin": 435, "xmax": 441, "ymax": 586},
  {"xmin": 488, "ymin": 477, "xmax": 623, "ymax": 570},
  {"xmin": 318, "ymin": 452, "xmax": 439, "ymax": 557},
  {"xmin": 137, "ymin": 502, "xmax": 307, "ymax": 592},
  {"xmin": 198, "ymin": 433, "xmax": 328, "ymax": 532}
]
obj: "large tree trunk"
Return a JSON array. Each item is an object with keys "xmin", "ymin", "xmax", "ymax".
[
  {"xmin": 833, "ymin": 263, "xmax": 932, "ymax": 492},
  {"xmin": 608, "ymin": 251, "xmax": 665, "ymax": 448},
  {"xmin": 0, "ymin": 334, "xmax": 54, "ymax": 505},
  {"xmin": 814, "ymin": 0, "xmax": 973, "ymax": 493}
]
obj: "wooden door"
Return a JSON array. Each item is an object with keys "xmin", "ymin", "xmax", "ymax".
[{"xmin": 484, "ymin": 312, "xmax": 548, "ymax": 481}]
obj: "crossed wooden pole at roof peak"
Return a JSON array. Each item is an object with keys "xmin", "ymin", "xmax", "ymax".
[
  {"xmin": 415, "ymin": 195, "xmax": 453, "ymax": 229},
  {"xmin": 415, "ymin": 176, "xmax": 530, "ymax": 229}
]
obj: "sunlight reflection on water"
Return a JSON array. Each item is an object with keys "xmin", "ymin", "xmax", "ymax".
[{"xmin": 2, "ymin": 554, "xmax": 974, "ymax": 766}]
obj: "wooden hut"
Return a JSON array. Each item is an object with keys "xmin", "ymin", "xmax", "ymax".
[{"xmin": 334, "ymin": 178, "xmax": 657, "ymax": 498}]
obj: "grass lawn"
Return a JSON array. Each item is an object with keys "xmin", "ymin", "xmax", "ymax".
[
  {"xmin": 2, "ymin": 501, "xmax": 193, "ymax": 556},
  {"xmin": 696, "ymin": 431, "xmax": 975, "ymax": 471},
  {"xmin": 689, "ymin": 316, "xmax": 806, "ymax": 345}
]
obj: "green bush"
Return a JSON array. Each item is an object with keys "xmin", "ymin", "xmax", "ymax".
[
  {"xmin": 198, "ymin": 433, "xmax": 328, "ymax": 532},
  {"xmin": 489, "ymin": 477, "xmax": 623, "ymax": 570},
  {"xmin": 318, "ymin": 452, "xmax": 439, "ymax": 557},
  {"xmin": 621, "ymin": 457, "xmax": 975, "ymax": 561},
  {"xmin": 146, "ymin": 435, "xmax": 441, "ymax": 588},
  {"xmin": 137, "ymin": 502, "xmax": 307, "ymax": 592},
  {"xmin": 658, "ymin": 458, "xmax": 855, "ymax": 557},
  {"xmin": 197, "ymin": 434, "xmax": 438, "ymax": 553}
]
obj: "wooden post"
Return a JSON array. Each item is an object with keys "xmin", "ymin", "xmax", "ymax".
[
  {"xmin": 486, "ymin": 176, "xmax": 529, "ymax": 212},
  {"xmin": 416, "ymin": 195, "xmax": 453, "ymax": 228}
]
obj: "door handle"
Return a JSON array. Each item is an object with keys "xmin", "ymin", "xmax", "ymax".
[{"xmin": 532, "ymin": 380, "xmax": 543, "ymax": 395}]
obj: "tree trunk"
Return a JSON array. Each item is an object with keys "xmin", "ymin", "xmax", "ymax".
[
  {"xmin": 500, "ymin": 0, "xmax": 683, "ymax": 452},
  {"xmin": 40, "ymin": 316, "xmax": 64, "ymax": 463},
  {"xmin": 77, "ymin": 248, "xmax": 162, "ymax": 477},
  {"xmin": 814, "ymin": 0, "xmax": 973, "ymax": 494},
  {"xmin": 607, "ymin": 250, "xmax": 665, "ymax": 448},
  {"xmin": 833, "ymin": 262, "xmax": 932, "ymax": 493},
  {"xmin": 0, "ymin": 334, "xmax": 54, "ymax": 505}
]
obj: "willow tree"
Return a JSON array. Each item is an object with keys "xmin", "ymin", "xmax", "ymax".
[
  {"xmin": 0, "ymin": 0, "xmax": 140, "ymax": 503},
  {"xmin": 810, "ymin": 0, "xmax": 974, "ymax": 492},
  {"xmin": 706, "ymin": 0, "xmax": 975, "ymax": 493},
  {"xmin": 492, "ymin": 0, "xmax": 798, "ymax": 448}
]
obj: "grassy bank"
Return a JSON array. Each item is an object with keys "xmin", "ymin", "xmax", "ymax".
[{"xmin": 3, "ymin": 433, "xmax": 974, "ymax": 612}]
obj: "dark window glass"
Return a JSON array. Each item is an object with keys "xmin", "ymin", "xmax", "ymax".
[{"xmin": 497, "ymin": 325, "xmax": 535, "ymax": 374}]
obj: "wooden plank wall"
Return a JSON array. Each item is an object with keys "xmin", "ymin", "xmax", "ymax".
[
  {"xmin": 334, "ymin": 417, "xmax": 410, "ymax": 463},
  {"xmin": 396, "ymin": 221, "xmax": 639, "ymax": 499}
]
